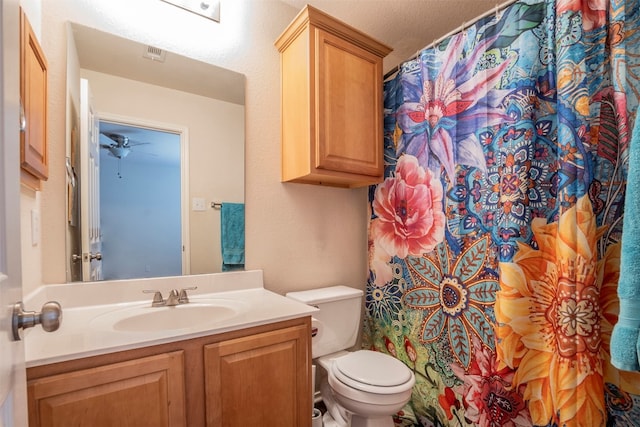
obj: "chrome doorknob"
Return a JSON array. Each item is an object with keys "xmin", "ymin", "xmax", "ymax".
[
  {"xmin": 12, "ymin": 301, "xmax": 63, "ymax": 341},
  {"xmin": 89, "ymin": 252, "xmax": 102, "ymax": 261}
]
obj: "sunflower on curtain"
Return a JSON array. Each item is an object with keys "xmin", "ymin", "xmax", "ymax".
[{"xmin": 364, "ymin": 0, "xmax": 640, "ymax": 425}]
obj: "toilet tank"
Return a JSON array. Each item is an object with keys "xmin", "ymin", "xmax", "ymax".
[{"xmin": 286, "ymin": 285, "xmax": 363, "ymax": 358}]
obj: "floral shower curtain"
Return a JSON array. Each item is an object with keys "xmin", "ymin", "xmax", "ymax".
[{"xmin": 364, "ymin": 0, "xmax": 640, "ymax": 425}]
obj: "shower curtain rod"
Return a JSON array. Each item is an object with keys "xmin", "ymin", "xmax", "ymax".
[{"xmin": 383, "ymin": 0, "xmax": 519, "ymax": 81}]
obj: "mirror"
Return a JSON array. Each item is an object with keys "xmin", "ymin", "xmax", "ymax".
[{"xmin": 66, "ymin": 22, "xmax": 245, "ymax": 282}]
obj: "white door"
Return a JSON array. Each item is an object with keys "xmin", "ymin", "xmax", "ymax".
[
  {"xmin": 0, "ymin": 0, "xmax": 28, "ymax": 423},
  {"xmin": 80, "ymin": 79, "xmax": 103, "ymax": 281}
]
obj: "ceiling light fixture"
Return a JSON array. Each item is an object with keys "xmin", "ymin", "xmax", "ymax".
[
  {"xmin": 106, "ymin": 146, "xmax": 131, "ymax": 159},
  {"xmin": 161, "ymin": 0, "xmax": 220, "ymax": 22}
]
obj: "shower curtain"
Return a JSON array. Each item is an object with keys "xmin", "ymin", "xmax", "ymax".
[{"xmin": 364, "ymin": 0, "xmax": 640, "ymax": 425}]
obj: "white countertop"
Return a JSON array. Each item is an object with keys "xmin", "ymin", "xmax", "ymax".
[{"xmin": 23, "ymin": 270, "xmax": 317, "ymax": 367}]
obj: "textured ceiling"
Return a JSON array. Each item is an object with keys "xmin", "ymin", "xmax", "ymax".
[
  {"xmin": 73, "ymin": 1, "xmax": 504, "ymax": 104},
  {"xmin": 277, "ymin": 0, "xmax": 502, "ymax": 74}
]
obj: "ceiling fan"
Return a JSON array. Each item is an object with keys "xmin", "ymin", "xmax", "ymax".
[
  {"xmin": 99, "ymin": 132, "xmax": 153, "ymax": 178},
  {"xmin": 99, "ymin": 132, "xmax": 150, "ymax": 159}
]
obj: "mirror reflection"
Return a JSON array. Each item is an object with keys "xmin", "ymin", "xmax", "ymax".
[
  {"xmin": 66, "ymin": 23, "xmax": 246, "ymax": 282},
  {"xmin": 99, "ymin": 121, "xmax": 183, "ymax": 280}
]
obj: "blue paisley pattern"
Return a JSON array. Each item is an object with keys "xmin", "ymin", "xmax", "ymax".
[{"xmin": 365, "ymin": 0, "xmax": 640, "ymax": 425}]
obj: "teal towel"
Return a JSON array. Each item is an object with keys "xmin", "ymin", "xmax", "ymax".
[
  {"xmin": 221, "ymin": 203, "xmax": 245, "ymax": 271},
  {"xmin": 611, "ymin": 112, "xmax": 640, "ymax": 372}
]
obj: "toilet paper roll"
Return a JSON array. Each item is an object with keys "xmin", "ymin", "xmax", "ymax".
[
  {"xmin": 311, "ymin": 318, "xmax": 322, "ymax": 340},
  {"xmin": 311, "ymin": 408, "xmax": 323, "ymax": 427}
]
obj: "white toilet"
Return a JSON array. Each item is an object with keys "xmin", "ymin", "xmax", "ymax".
[{"xmin": 287, "ymin": 286, "xmax": 415, "ymax": 427}]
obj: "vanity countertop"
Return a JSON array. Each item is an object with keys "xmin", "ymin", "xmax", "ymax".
[{"xmin": 23, "ymin": 270, "xmax": 317, "ymax": 368}]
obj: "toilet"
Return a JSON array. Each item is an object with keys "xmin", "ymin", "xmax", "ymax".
[{"xmin": 287, "ymin": 286, "xmax": 415, "ymax": 427}]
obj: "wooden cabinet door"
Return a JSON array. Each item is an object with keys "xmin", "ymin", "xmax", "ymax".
[
  {"xmin": 276, "ymin": 6, "xmax": 391, "ymax": 188},
  {"xmin": 20, "ymin": 8, "xmax": 48, "ymax": 188},
  {"xmin": 204, "ymin": 324, "xmax": 311, "ymax": 427},
  {"xmin": 315, "ymin": 28, "xmax": 383, "ymax": 178},
  {"xmin": 27, "ymin": 351, "xmax": 186, "ymax": 427}
]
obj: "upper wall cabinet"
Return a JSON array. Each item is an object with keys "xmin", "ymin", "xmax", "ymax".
[
  {"xmin": 275, "ymin": 6, "xmax": 392, "ymax": 188},
  {"xmin": 20, "ymin": 8, "xmax": 48, "ymax": 190}
]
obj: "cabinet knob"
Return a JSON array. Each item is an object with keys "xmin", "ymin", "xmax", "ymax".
[{"xmin": 12, "ymin": 301, "xmax": 63, "ymax": 341}]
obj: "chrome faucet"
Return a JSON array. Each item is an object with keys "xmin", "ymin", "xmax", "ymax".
[
  {"xmin": 143, "ymin": 287, "xmax": 197, "ymax": 307},
  {"xmin": 165, "ymin": 289, "xmax": 181, "ymax": 306}
]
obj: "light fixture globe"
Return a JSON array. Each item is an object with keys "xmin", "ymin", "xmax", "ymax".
[{"xmin": 108, "ymin": 146, "xmax": 131, "ymax": 159}]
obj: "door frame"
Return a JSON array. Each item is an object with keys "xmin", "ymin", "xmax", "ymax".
[
  {"xmin": 96, "ymin": 112, "xmax": 191, "ymax": 275},
  {"xmin": 0, "ymin": 0, "xmax": 28, "ymax": 423}
]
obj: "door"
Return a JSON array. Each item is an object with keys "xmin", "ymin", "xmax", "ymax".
[
  {"xmin": 79, "ymin": 79, "xmax": 102, "ymax": 281},
  {"xmin": 315, "ymin": 28, "xmax": 383, "ymax": 177},
  {"xmin": 204, "ymin": 324, "xmax": 311, "ymax": 427},
  {"xmin": 27, "ymin": 352, "xmax": 186, "ymax": 426},
  {"xmin": 0, "ymin": 0, "xmax": 28, "ymax": 423}
]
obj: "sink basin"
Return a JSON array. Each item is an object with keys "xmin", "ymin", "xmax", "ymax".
[{"xmin": 90, "ymin": 299, "xmax": 247, "ymax": 333}]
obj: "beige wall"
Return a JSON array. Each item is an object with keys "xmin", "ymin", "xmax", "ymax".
[{"xmin": 22, "ymin": 0, "xmax": 369, "ymax": 296}]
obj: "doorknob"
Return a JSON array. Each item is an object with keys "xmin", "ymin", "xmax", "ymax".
[
  {"xmin": 12, "ymin": 301, "xmax": 63, "ymax": 341},
  {"xmin": 90, "ymin": 252, "xmax": 102, "ymax": 261}
]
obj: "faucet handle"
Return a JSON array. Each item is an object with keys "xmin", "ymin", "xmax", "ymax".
[
  {"xmin": 178, "ymin": 286, "xmax": 197, "ymax": 304},
  {"xmin": 142, "ymin": 290, "xmax": 165, "ymax": 307}
]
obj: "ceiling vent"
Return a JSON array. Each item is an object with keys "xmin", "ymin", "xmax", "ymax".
[{"xmin": 143, "ymin": 45, "xmax": 166, "ymax": 62}]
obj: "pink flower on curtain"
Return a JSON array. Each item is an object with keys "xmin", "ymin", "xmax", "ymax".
[
  {"xmin": 370, "ymin": 155, "xmax": 445, "ymax": 283},
  {"xmin": 557, "ymin": 0, "xmax": 607, "ymax": 30},
  {"xmin": 396, "ymin": 33, "xmax": 511, "ymax": 182},
  {"xmin": 452, "ymin": 336, "xmax": 531, "ymax": 426}
]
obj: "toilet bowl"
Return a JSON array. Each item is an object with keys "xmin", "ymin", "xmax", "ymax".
[{"xmin": 318, "ymin": 350, "xmax": 415, "ymax": 427}]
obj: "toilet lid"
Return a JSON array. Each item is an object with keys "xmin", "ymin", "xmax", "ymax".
[{"xmin": 333, "ymin": 350, "xmax": 412, "ymax": 388}]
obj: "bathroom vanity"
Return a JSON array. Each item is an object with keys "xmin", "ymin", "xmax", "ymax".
[{"xmin": 23, "ymin": 270, "xmax": 316, "ymax": 427}]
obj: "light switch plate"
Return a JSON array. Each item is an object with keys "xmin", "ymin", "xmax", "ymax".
[
  {"xmin": 161, "ymin": 0, "xmax": 220, "ymax": 22},
  {"xmin": 192, "ymin": 197, "xmax": 207, "ymax": 211}
]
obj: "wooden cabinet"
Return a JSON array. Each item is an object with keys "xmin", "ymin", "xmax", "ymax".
[
  {"xmin": 20, "ymin": 7, "xmax": 48, "ymax": 189},
  {"xmin": 275, "ymin": 5, "xmax": 392, "ymax": 188},
  {"xmin": 26, "ymin": 318, "xmax": 312, "ymax": 427},
  {"xmin": 205, "ymin": 324, "xmax": 309, "ymax": 427},
  {"xmin": 27, "ymin": 352, "xmax": 186, "ymax": 427}
]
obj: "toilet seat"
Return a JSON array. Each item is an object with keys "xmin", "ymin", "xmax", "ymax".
[{"xmin": 331, "ymin": 350, "xmax": 414, "ymax": 395}]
